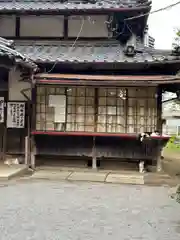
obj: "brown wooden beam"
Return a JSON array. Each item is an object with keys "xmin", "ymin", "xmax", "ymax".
[
  {"xmin": 64, "ymin": 15, "xmax": 68, "ymax": 40},
  {"xmin": 15, "ymin": 16, "xmax": 20, "ymax": 37},
  {"xmin": 157, "ymin": 87, "xmax": 162, "ymax": 134}
]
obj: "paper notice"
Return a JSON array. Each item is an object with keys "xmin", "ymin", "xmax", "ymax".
[{"xmin": 49, "ymin": 95, "xmax": 66, "ymax": 107}]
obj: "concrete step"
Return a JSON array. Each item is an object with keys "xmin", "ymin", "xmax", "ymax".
[
  {"xmin": 106, "ymin": 173, "xmax": 144, "ymax": 185},
  {"xmin": 31, "ymin": 169, "xmax": 72, "ymax": 180},
  {"xmin": 28, "ymin": 167, "xmax": 178, "ymax": 186},
  {"xmin": 0, "ymin": 164, "xmax": 30, "ymax": 180}
]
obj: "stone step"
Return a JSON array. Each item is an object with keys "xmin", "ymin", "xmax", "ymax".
[{"xmin": 106, "ymin": 173, "xmax": 144, "ymax": 185}]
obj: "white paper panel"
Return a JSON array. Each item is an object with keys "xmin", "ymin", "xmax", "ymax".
[
  {"xmin": 46, "ymin": 122, "xmax": 54, "ymax": 131},
  {"xmin": 117, "ymin": 116, "xmax": 125, "ymax": 125},
  {"xmin": 7, "ymin": 102, "xmax": 25, "ymax": 128},
  {"xmin": 117, "ymin": 107, "xmax": 125, "ymax": 115},
  {"xmin": 67, "ymin": 97, "xmax": 75, "ymax": 105},
  {"xmin": 107, "ymin": 98, "xmax": 116, "ymax": 106},
  {"xmin": 107, "ymin": 106, "xmax": 116, "ymax": 115},
  {"xmin": 97, "ymin": 124, "xmax": 106, "ymax": 132},
  {"xmin": 128, "ymin": 126, "xmax": 136, "ymax": 133},
  {"xmin": 99, "ymin": 97, "xmax": 106, "ymax": 105},
  {"xmin": 99, "ymin": 89, "xmax": 106, "ymax": 96},
  {"xmin": 76, "ymin": 97, "xmax": 85, "ymax": 105},
  {"xmin": 98, "ymin": 115, "xmax": 106, "ymax": 124},
  {"xmin": 86, "ymin": 106, "xmax": 94, "ymax": 114},
  {"xmin": 85, "ymin": 126, "xmax": 94, "ymax": 132},
  {"xmin": 86, "ymin": 115, "xmax": 94, "ymax": 124},
  {"xmin": 0, "ymin": 97, "xmax": 4, "ymax": 123},
  {"xmin": 76, "ymin": 115, "xmax": 85, "ymax": 123},
  {"xmin": 98, "ymin": 107, "xmax": 106, "ymax": 114}
]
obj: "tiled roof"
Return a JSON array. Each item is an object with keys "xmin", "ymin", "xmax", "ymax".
[
  {"xmin": 0, "ymin": 0, "xmax": 151, "ymax": 12},
  {"xmin": 0, "ymin": 37, "xmax": 37, "ymax": 69},
  {"xmin": 14, "ymin": 40, "xmax": 180, "ymax": 64}
]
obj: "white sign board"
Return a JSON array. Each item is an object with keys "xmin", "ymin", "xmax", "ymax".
[
  {"xmin": 7, "ymin": 102, "xmax": 25, "ymax": 128},
  {"xmin": 49, "ymin": 95, "xmax": 66, "ymax": 123},
  {"xmin": 0, "ymin": 97, "xmax": 4, "ymax": 123}
]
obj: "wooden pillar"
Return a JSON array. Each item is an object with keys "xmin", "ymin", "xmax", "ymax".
[
  {"xmin": 30, "ymin": 136, "xmax": 36, "ymax": 168},
  {"xmin": 157, "ymin": 86, "xmax": 162, "ymax": 133},
  {"xmin": 24, "ymin": 136, "xmax": 29, "ymax": 165},
  {"xmin": 64, "ymin": 14, "xmax": 68, "ymax": 40},
  {"xmin": 156, "ymin": 86, "xmax": 162, "ymax": 172},
  {"xmin": 156, "ymin": 155, "xmax": 162, "ymax": 172},
  {"xmin": 92, "ymin": 136, "xmax": 97, "ymax": 169},
  {"xmin": 92, "ymin": 88, "xmax": 98, "ymax": 170},
  {"xmin": 24, "ymin": 98, "xmax": 31, "ymax": 165},
  {"xmin": 30, "ymin": 74, "xmax": 36, "ymax": 168}
]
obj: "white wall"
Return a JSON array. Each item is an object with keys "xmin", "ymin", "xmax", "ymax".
[
  {"xmin": 0, "ymin": 15, "xmax": 15, "ymax": 36},
  {"xmin": 0, "ymin": 15, "xmax": 110, "ymax": 38},
  {"xmin": 20, "ymin": 15, "xmax": 64, "ymax": 37},
  {"xmin": 8, "ymin": 68, "xmax": 31, "ymax": 101},
  {"xmin": 68, "ymin": 15, "xmax": 109, "ymax": 38}
]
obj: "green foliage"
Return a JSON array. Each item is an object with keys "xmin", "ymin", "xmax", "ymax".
[
  {"xmin": 177, "ymin": 30, "xmax": 180, "ymax": 37},
  {"xmin": 165, "ymin": 136, "xmax": 180, "ymax": 152},
  {"xmin": 173, "ymin": 29, "xmax": 180, "ymax": 46}
]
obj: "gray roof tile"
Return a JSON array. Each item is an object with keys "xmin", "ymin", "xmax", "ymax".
[
  {"xmin": 14, "ymin": 40, "xmax": 180, "ymax": 64},
  {"xmin": 0, "ymin": 37, "xmax": 37, "ymax": 68},
  {"xmin": 0, "ymin": 0, "xmax": 151, "ymax": 12}
]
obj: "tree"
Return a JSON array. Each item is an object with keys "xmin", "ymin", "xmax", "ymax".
[{"xmin": 173, "ymin": 28, "xmax": 180, "ymax": 47}]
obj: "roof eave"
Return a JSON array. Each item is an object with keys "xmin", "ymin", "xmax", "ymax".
[
  {"xmin": 15, "ymin": 58, "xmax": 37, "ymax": 70},
  {"xmin": 33, "ymin": 59, "xmax": 180, "ymax": 65},
  {"xmin": 0, "ymin": 5, "xmax": 151, "ymax": 14}
]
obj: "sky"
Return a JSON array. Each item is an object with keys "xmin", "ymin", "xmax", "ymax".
[{"xmin": 148, "ymin": 0, "xmax": 180, "ymax": 49}]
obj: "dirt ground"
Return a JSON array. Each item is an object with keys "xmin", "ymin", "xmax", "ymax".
[{"xmin": 162, "ymin": 150, "xmax": 180, "ymax": 177}]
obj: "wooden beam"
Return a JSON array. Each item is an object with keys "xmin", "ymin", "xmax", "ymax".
[
  {"xmin": 157, "ymin": 87, "xmax": 162, "ymax": 134},
  {"xmin": 15, "ymin": 16, "xmax": 20, "ymax": 37},
  {"xmin": 64, "ymin": 15, "xmax": 68, "ymax": 40}
]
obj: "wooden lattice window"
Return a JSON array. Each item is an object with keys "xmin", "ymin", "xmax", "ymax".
[
  {"xmin": 35, "ymin": 85, "xmax": 158, "ymax": 134},
  {"xmin": 97, "ymin": 88, "xmax": 126, "ymax": 133},
  {"xmin": 127, "ymin": 87, "xmax": 157, "ymax": 133},
  {"xmin": 36, "ymin": 86, "xmax": 66, "ymax": 131},
  {"xmin": 66, "ymin": 87, "xmax": 95, "ymax": 132}
]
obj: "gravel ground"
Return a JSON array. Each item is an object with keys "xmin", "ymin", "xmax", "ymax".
[{"xmin": 0, "ymin": 180, "xmax": 180, "ymax": 240}]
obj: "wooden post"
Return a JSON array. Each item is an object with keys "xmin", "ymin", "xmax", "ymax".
[
  {"xmin": 156, "ymin": 142, "xmax": 162, "ymax": 172},
  {"xmin": 156, "ymin": 157, "xmax": 162, "ymax": 172},
  {"xmin": 25, "ymin": 136, "xmax": 28, "ymax": 165},
  {"xmin": 156, "ymin": 87, "xmax": 163, "ymax": 172},
  {"xmin": 92, "ymin": 136, "xmax": 97, "ymax": 169},
  {"xmin": 2, "ymin": 124, "xmax": 7, "ymax": 163},
  {"xmin": 30, "ymin": 136, "xmax": 36, "ymax": 168},
  {"xmin": 157, "ymin": 87, "xmax": 162, "ymax": 133},
  {"xmin": 25, "ymin": 136, "xmax": 30, "ymax": 165},
  {"xmin": 30, "ymin": 73, "xmax": 36, "ymax": 168},
  {"xmin": 92, "ymin": 156, "xmax": 97, "ymax": 169},
  {"xmin": 24, "ymin": 98, "xmax": 31, "ymax": 166},
  {"xmin": 2, "ymin": 98, "xmax": 7, "ymax": 163}
]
